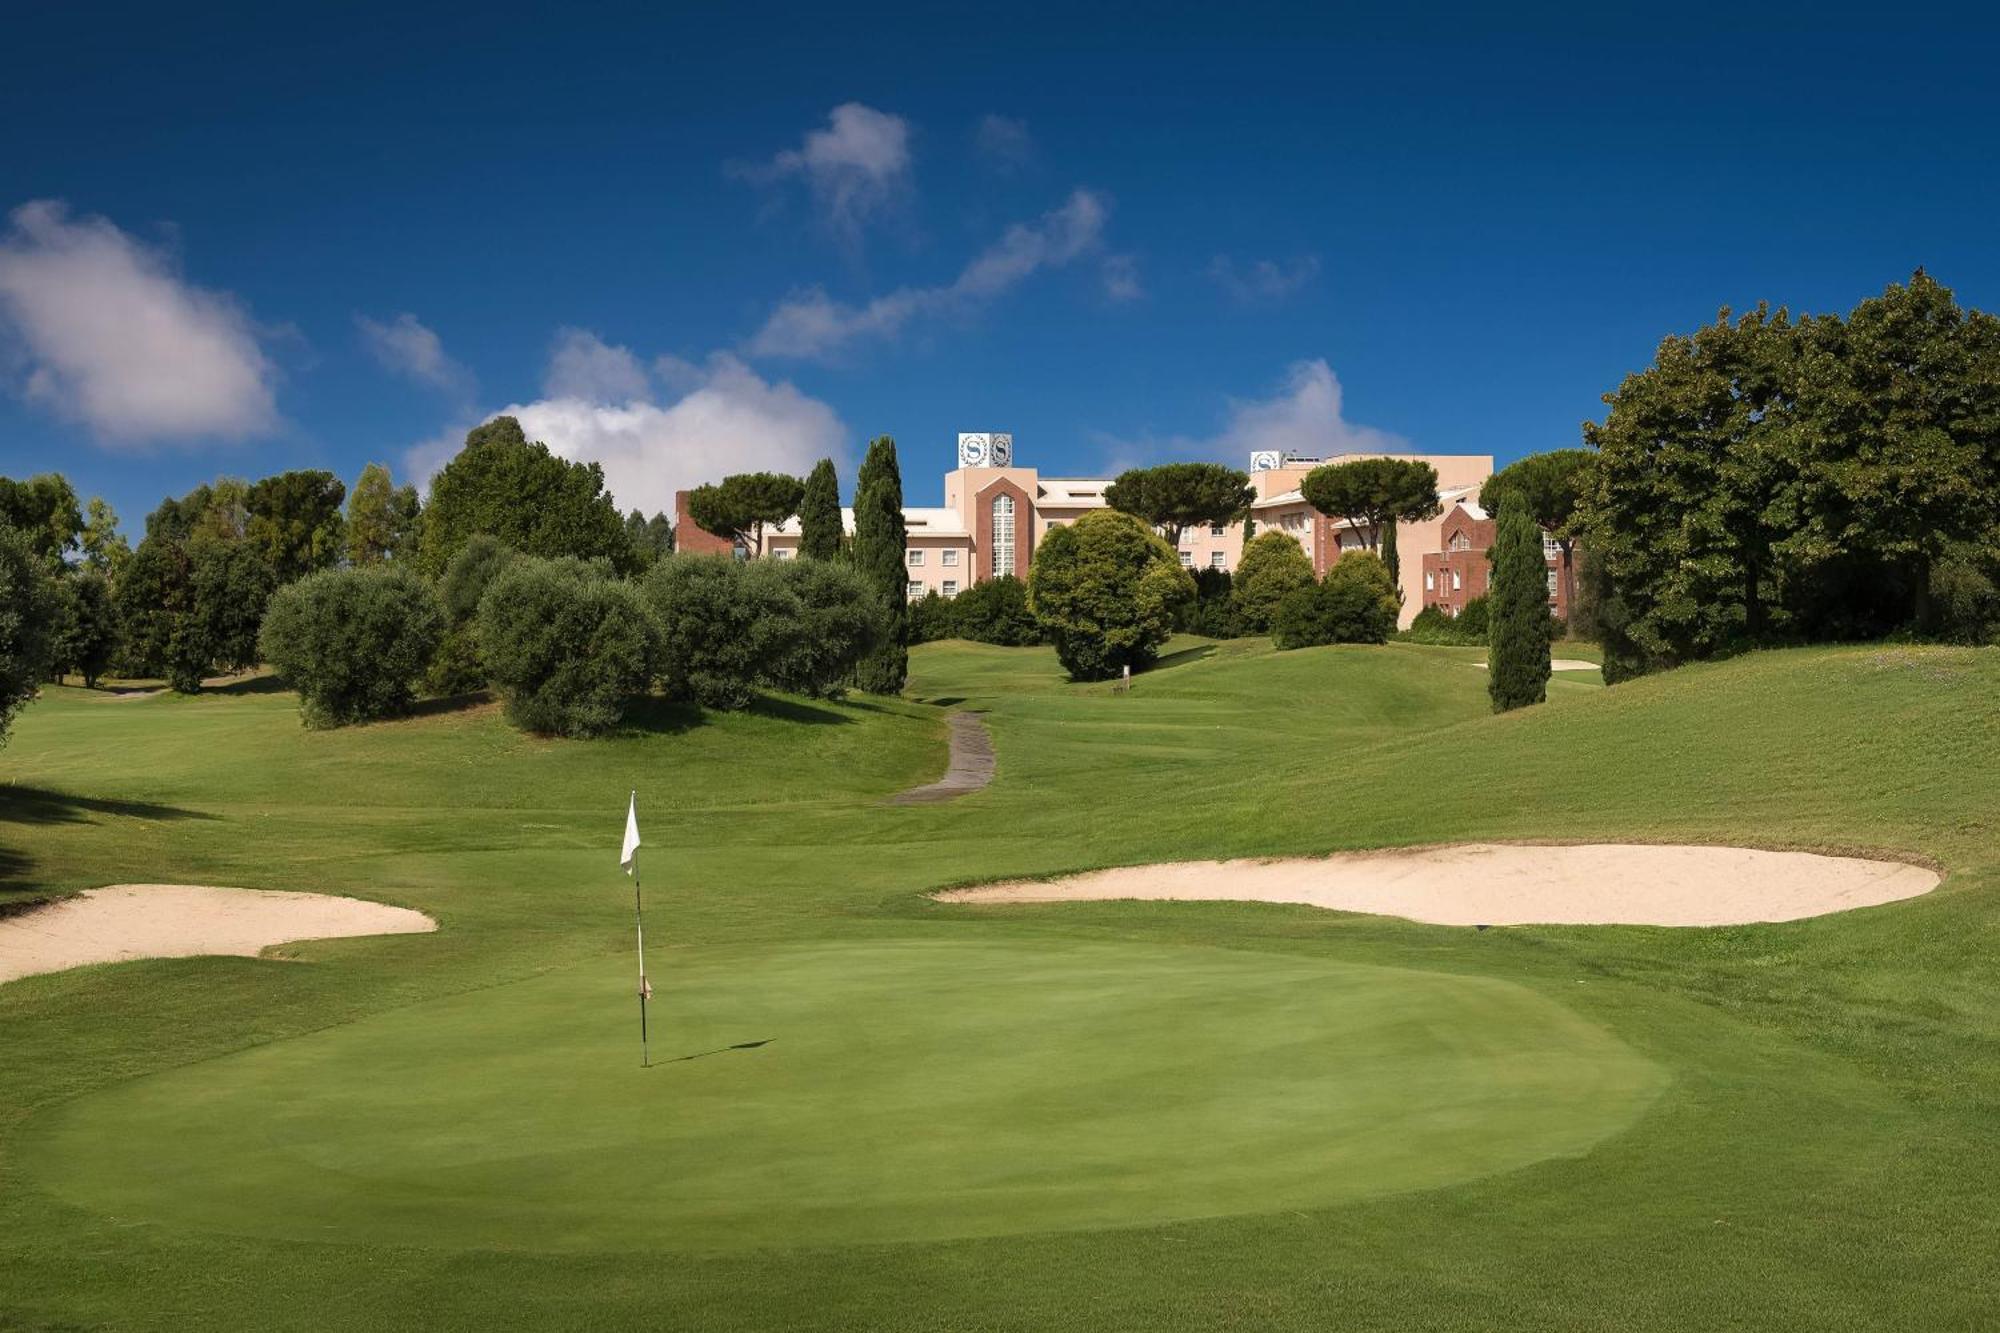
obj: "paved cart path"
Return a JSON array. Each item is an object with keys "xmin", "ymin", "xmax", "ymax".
[{"xmin": 887, "ymin": 712, "xmax": 995, "ymax": 805}]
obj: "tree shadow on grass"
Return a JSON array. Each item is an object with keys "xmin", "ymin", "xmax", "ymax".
[
  {"xmin": 203, "ymin": 674, "xmax": 290, "ymax": 696},
  {"xmin": 747, "ymin": 696, "xmax": 854, "ymax": 726},
  {"xmin": 403, "ymin": 690, "xmax": 498, "ymax": 720},
  {"xmin": 617, "ymin": 696, "xmax": 709, "ymax": 737},
  {"xmin": 1149, "ymin": 643, "xmax": 1218, "ymax": 673},
  {"xmin": 0, "ymin": 786, "xmax": 220, "ymax": 826}
]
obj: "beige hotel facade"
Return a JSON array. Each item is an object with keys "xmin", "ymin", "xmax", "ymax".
[{"xmin": 676, "ymin": 433, "xmax": 1497, "ymax": 629}]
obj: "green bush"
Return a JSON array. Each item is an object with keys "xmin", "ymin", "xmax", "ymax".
[
  {"xmin": 907, "ymin": 590, "xmax": 957, "ymax": 645},
  {"xmin": 479, "ymin": 557, "xmax": 658, "ymax": 736},
  {"xmin": 1401, "ymin": 596, "xmax": 1490, "ymax": 645},
  {"xmin": 644, "ymin": 555, "xmax": 767, "ymax": 709},
  {"xmin": 1027, "ymin": 510, "xmax": 1195, "ymax": 680},
  {"xmin": 1181, "ymin": 567, "xmax": 1243, "ymax": 638},
  {"xmin": 753, "ymin": 558, "xmax": 883, "ymax": 698},
  {"xmin": 1273, "ymin": 553, "xmax": 1399, "ymax": 649},
  {"xmin": 951, "ymin": 575, "xmax": 1041, "ymax": 646},
  {"xmin": 260, "ymin": 566, "xmax": 443, "ymax": 728},
  {"xmin": 428, "ymin": 535, "xmax": 520, "ymax": 695},
  {"xmin": 1232, "ymin": 531, "xmax": 1315, "ymax": 632},
  {"xmin": 0, "ymin": 523, "xmax": 55, "ymax": 745}
]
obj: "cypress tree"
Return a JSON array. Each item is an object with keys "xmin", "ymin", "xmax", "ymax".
[
  {"xmin": 799, "ymin": 458, "xmax": 843, "ymax": 561},
  {"xmin": 1487, "ymin": 491, "xmax": 1551, "ymax": 712},
  {"xmin": 851, "ymin": 437, "xmax": 908, "ymax": 694}
]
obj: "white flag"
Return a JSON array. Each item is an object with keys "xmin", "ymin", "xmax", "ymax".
[{"xmin": 620, "ymin": 791, "xmax": 642, "ymax": 872}]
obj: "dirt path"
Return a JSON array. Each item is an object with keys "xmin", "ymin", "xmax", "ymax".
[
  {"xmin": 937, "ymin": 843, "xmax": 1940, "ymax": 927},
  {"xmin": 0, "ymin": 885, "xmax": 436, "ymax": 985},
  {"xmin": 887, "ymin": 712, "xmax": 995, "ymax": 805}
]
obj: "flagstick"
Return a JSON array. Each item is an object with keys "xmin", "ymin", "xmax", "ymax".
[{"xmin": 633, "ymin": 847, "xmax": 651, "ymax": 1068}]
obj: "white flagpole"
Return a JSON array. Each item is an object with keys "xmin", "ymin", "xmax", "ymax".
[{"xmin": 623, "ymin": 789, "xmax": 650, "ymax": 1068}]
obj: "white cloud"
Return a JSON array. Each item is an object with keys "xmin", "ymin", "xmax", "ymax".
[
  {"xmin": 737, "ymin": 103, "xmax": 912, "ymax": 239},
  {"xmin": 1207, "ymin": 254, "xmax": 1322, "ymax": 304},
  {"xmin": 1097, "ymin": 359, "xmax": 1409, "ymax": 472},
  {"xmin": 405, "ymin": 348, "xmax": 846, "ymax": 518},
  {"xmin": 974, "ymin": 114, "xmax": 1034, "ymax": 172},
  {"xmin": 542, "ymin": 327, "xmax": 650, "ymax": 401},
  {"xmin": 357, "ymin": 312, "xmax": 470, "ymax": 394},
  {"xmin": 1101, "ymin": 254, "xmax": 1144, "ymax": 303},
  {"xmin": 747, "ymin": 188, "xmax": 1109, "ymax": 359},
  {"xmin": 0, "ymin": 199, "xmax": 277, "ymax": 443}
]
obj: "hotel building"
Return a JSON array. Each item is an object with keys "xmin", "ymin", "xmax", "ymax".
[{"xmin": 677, "ymin": 434, "xmax": 1537, "ymax": 629}]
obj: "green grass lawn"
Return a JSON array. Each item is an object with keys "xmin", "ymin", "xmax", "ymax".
[{"xmin": 2, "ymin": 636, "xmax": 1998, "ymax": 1329}]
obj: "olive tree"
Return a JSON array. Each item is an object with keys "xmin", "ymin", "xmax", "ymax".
[
  {"xmin": 0, "ymin": 523, "xmax": 55, "ymax": 744},
  {"xmin": 478, "ymin": 557, "xmax": 658, "ymax": 736},
  {"xmin": 260, "ymin": 567, "xmax": 443, "ymax": 727}
]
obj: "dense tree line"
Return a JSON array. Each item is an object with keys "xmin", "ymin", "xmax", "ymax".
[{"xmin": 1579, "ymin": 272, "xmax": 2000, "ymax": 680}]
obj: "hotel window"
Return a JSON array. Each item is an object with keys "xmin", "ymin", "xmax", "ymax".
[
  {"xmin": 907, "ymin": 549, "xmax": 925, "ymax": 566},
  {"xmin": 1210, "ymin": 522, "xmax": 1226, "ymax": 537},
  {"xmin": 942, "ymin": 580, "xmax": 958, "ymax": 596},
  {"xmin": 906, "ymin": 580, "xmax": 924, "ymax": 599},
  {"xmin": 1451, "ymin": 570, "xmax": 1462, "ymax": 591},
  {"xmin": 1209, "ymin": 551, "xmax": 1226, "ymax": 569},
  {"xmin": 941, "ymin": 549, "xmax": 959, "ymax": 567},
  {"xmin": 991, "ymin": 494, "xmax": 1017, "ymax": 576},
  {"xmin": 1179, "ymin": 551, "xmax": 1193, "ymax": 567},
  {"xmin": 1547, "ymin": 570, "xmax": 1560, "ymax": 599},
  {"xmin": 1449, "ymin": 532, "xmax": 1471, "ymax": 552},
  {"xmin": 775, "ymin": 548, "xmax": 794, "ymax": 560},
  {"xmin": 1424, "ymin": 571, "xmax": 1435, "ymax": 591}
]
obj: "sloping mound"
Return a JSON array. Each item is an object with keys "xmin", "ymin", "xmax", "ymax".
[
  {"xmin": 0, "ymin": 885, "xmax": 436, "ymax": 985},
  {"xmin": 938, "ymin": 843, "xmax": 1940, "ymax": 927}
]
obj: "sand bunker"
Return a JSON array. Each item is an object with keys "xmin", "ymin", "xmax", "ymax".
[
  {"xmin": 0, "ymin": 885, "xmax": 436, "ymax": 986},
  {"xmin": 1474, "ymin": 659, "xmax": 1600, "ymax": 672},
  {"xmin": 938, "ymin": 843, "xmax": 1940, "ymax": 927}
]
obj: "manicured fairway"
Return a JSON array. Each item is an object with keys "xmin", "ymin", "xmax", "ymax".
[
  {"xmin": 3, "ymin": 638, "xmax": 1998, "ymax": 1330},
  {"xmin": 25, "ymin": 938, "xmax": 1662, "ymax": 1249}
]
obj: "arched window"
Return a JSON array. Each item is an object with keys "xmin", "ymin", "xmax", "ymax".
[{"xmin": 991, "ymin": 494, "xmax": 1016, "ymax": 577}]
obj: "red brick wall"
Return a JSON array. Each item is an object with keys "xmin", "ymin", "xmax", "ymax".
[
  {"xmin": 673, "ymin": 489, "xmax": 736, "ymax": 556},
  {"xmin": 973, "ymin": 478, "xmax": 1033, "ymax": 581}
]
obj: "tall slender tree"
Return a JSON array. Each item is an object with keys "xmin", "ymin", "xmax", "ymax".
[
  {"xmin": 1487, "ymin": 492, "xmax": 1551, "ymax": 712},
  {"xmin": 1480, "ymin": 449, "xmax": 1595, "ymax": 616},
  {"xmin": 346, "ymin": 463, "xmax": 423, "ymax": 565},
  {"xmin": 850, "ymin": 437, "xmax": 908, "ymax": 693},
  {"xmin": 799, "ymin": 458, "xmax": 844, "ymax": 560}
]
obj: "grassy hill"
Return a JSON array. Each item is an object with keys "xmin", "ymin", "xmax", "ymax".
[{"xmin": 2, "ymin": 639, "xmax": 1997, "ymax": 1330}]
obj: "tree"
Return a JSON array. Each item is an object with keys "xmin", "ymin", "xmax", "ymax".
[
  {"xmin": 429, "ymin": 535, "xmax": 521, "ymax": 695},
  {"xmin": 1299, "ymin": 457, "xmax": 1442, "ymax": 585},
  {"xmin": 417, "ymin": 416, "xmax": 633, "ymax": 577},
  {"xmin": 623, "ymin": 509, "xmax": 674, "ymax": 570},
  {"xmin": 1027, "ymin": 509, "xmax": 1195, "ymax": 680},
  {"xmin": 686, "ymin": 472, "xmax": 805, "ymax": 556},
  {"xmin": 0, "ymin": 523, "xmax": 56, "ymax": 744},
  {"xmin": 1480, "ymin": 449, "xmax": 1594, "ymax": 615},
  {"xmin": 1272, "ymin": 552, "xmax": 1399, "ymax": 649},
  {"xmin": 850, "ymin": 437, "xmax": 909, "ymax": 693},
  {"xmin": 798, "ymin": 458, "xmax": 844, "ymax": 560},
  {"xmin": 1182, "ymin": 567, "xmax": 1243, "ymax": 639},
  {"xmin": 345, "ymin": 463, "xmax": 423, "ymax": 566},
  {"xmin": 49, "ymin": 569, "xmax": 119, "ymax": 687},
  {"xmin": 1231, "ymin": 531, "xmax": 1315, "ymax": 632},
  {"xmin": 1487, "ymin": 492, "xmax": 1551, "ymax": 712},
  {"xmin": 1104, "ymin": 463, "xmax": 1255, "ymax": 547},
  {"xmin": 949, "ymin": 574, "xmax": 1041, "ymax": 646},
  {"xmin": 81, "ymin": 497, "xmax": 130, "ymax": 576},
  {"xmin": 477, "ymin": 557, "xmax": 658, "ymax": 737},
  {"xmin": 754, "ymin": 558, "xmax": 883, "ymax": 698},
  {"xmin": 186, "ymin": 536, "xmax": 277, "ymax": 680},
  {"xmin": 246, "ymin": 470, "xmax": 347, "ymax": 582},
  {"xmin": 115, "ymin": 482, "xmax": 278, "ymax": 692},
  {"xmin": 645, "ymin": 555, "xmax": 768, "ymax": 709},
  {"xmin": 260, "ymin": 567, "xmax": 443, "ymax": 727},
  {"xmin": 0, "ymin": 473, "xmax": 82, "ymax": 566}
]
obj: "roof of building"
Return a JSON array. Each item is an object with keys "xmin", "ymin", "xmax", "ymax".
[
  {"xmin": 1440, "ymin": 484, "xmax": 1487, "ymax": 521},
  {"xmin": 1036, "ymin": 478, "xmax": 1114, "ymax": 506},
  {"xmin": 768, "ymin": 505, "xmax": 968, "ymax": 539}
]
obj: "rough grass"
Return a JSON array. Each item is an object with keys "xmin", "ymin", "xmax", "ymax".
[{"xmin": 1, "ymin": 637, "xmax": 1998, "ymax": 1330}]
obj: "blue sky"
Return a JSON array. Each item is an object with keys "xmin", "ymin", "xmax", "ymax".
[{"xmin": 3, "ymin": 2, "xmax": 1997, "ymax": 532}]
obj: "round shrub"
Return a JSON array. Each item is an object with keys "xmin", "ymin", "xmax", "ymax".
[
  {"xmin": 1027, "ymin": 509, "xmax": 1195, "ymax": 681},
  {"xmin": 478, "ymin": 557, "xmax": 658, "ymax": 736},
  {"xmin": 428, "ymin": 534, "xmax": 520, "ymax": 695},
  {"xmin": 1231, "ymin": 530, "xmax": 1315, "ymax": 632},
  {"xmin": 754, "ymin": 558, "xmax": 883, "ymax": 698},
  {"xmin": 950, "ymin": 574, "xmax": 1041, "ymax": 646},
  {"xmin": 259, "ymin": 566, "xmax": 443, "ymax": 728},
  {"xmin": 644, "ymin": 555, "xmax": 765, "ymax": 709},
  {"xmin": 1273, "ymin": 552, "xmax": 1399, "ymax": 649},
  {"xmin": 0, "ymin": 523, "xmax": 55, "ymax": 746}
]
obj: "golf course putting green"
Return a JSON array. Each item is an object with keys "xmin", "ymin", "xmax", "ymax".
[{"xmin": 25, "ymin": 937, "xmax": 1665, "ymax": 1251}]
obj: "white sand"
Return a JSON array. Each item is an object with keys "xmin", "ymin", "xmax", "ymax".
[
  {"xmin": 938, "ymin": 844, "xmax": 1941, "ymax": 927},
  {"xmin": 1474, "ymin": 659, "xmax": 1600, "ymax": 672},
  {"xmin": 0, "ymin": 885, "xmax": 436, "ymax": 985}
]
